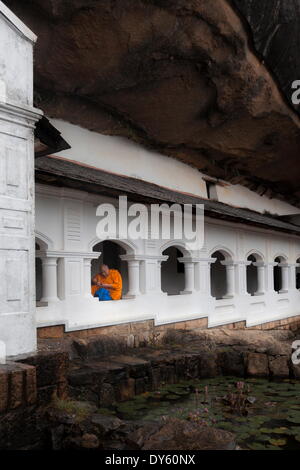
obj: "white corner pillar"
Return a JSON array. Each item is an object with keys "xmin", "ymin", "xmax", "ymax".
[
  {"xmin": 120, "ymin": 255, "xmax": 142, "ymax": 298},
  {"xmin": 278, "ymin": 263, "xmax": 289, "ymax": 293},
  {"xmin": 0, "ymin": 4, "xmax": 42, "ymax": 355},
  {"xmin": 221, "ymin": 261, "xmax": 236, "ymax": 298}
]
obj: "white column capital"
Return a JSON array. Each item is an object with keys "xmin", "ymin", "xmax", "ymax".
[
  {"xmin": 41, "ymin": 257, "xmax": 58, "ymax": 267},
  {"xmin": 253, "ymin": 261, "xmax": 267, "ymax": 267},
  {"xmin": 185, "ymin": 257, "xmax": 217, "ymax": 265},
  {"xmin": 36, "ymin": 250, "xmax": 100, "ymax": 260}
]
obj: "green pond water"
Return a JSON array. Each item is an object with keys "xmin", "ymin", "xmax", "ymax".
[{"xmin": 103, "ymin": 377, "xmax": 300, "ymax": 450}]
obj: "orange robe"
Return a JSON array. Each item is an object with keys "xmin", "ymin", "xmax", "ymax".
[{"xmin": 91, "ymin": 269, "xmax": 122, "ymax": 300}]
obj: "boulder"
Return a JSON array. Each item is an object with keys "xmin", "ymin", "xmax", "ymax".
[
  {"xmin": 127, "ymin": 418, "xmax": 236, "ymax": 450},
  {"xmin": 268, "ymin": 355, "xmax": 290, "ymax": 378}
]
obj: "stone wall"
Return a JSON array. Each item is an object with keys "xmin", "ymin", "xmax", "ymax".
[
  {"xmin": 37, "ymin": 314, "xmax": 300, "ymax": 348},
  {"xmin": 0, "ymin": 352, "xmax": 68, "ymax": 449}
]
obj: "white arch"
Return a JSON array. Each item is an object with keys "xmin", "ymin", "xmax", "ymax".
[
  {"xmin": 35, "ymin": 231, "xmax": 53, "ymax": 250},
  {"xmin": 273, "ymin": 253, "xmax": 288, "ymax": 263},
  {"xmin": 88, "ymin": 236, "xmax": 137, "ymax": 255},
  {"xmin": 209, "ymin": 245, "xmax": 234, "ymax": 261},
  {"xmin": 160, "ymin": 240, "xmax": 192, "ymax": 257},
  {"xmin": 245, "ymin": 249, "xmax": 265, "ymax": 262}
]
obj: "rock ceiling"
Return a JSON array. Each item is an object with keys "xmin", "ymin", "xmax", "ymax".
[{"xmin": 4, "ymin": 0, "xmax": 300, "ymax": 206}]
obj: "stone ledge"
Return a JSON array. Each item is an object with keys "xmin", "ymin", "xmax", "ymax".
[{"xmin": 37, "ymin": 315, "xmax": 300, "ymax": 346}]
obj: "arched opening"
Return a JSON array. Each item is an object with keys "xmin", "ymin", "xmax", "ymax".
[
  {"xmin": 211, "ymin": 250, "xmax": 233, "ymax": 300},
  {"xmin": 35, "ymin": 242, "xmax": 43, "ymax": 304},
  {"xmin": 92, "ymin": 240, "xmax": 129, "ymax": 298},
  {"xmin": 246, "ymin": 255, "xmax": 258, "ymax": 296},
  {"xmin": 161, "ymin": 247, "xmax": 185, "ymax": 295},
  {"xmin": 296, "ymin": 258, "xmax": 300, "ymax": 289},
  {"xmin": 274, "ymin": 256, "xmax": 286, "ymax": 293}
]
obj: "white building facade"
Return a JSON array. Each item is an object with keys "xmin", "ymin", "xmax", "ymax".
[
  {"xmin": 1, "ymin": 2, "xmax": 300, "ymax": 357},
  {"xmin": 34, "ymin": 120, "xmax": 300, "ymax": 336}
]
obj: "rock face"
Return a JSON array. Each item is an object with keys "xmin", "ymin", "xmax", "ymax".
[
  {"xmin": 232, "ymin": 0, "xmax": 300, "ymax": 115},
  {"xmin": 127, "ymin": 417, "xmax": 236, "ymax": 450},
  {"xmin": 4, "ymin": 0, "xmax": 300, "ymax": 205},
  {"xmin": 47, "ymin": 406, "xmax": 236, "ymax": 450}
]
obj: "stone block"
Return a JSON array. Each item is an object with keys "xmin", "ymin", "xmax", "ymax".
[
  {"xmin": 218, "ymin": 351, "xmax": 245, "ymax": 377},
  {"xmin": 117, "ymin": 378, "xmax": 135, "ymax": 401},
  {"xmin": 292, "ymin": 363, "xmax": 300, "ymax": 379},
  {"xmin": 268, "ymin": 355, "xmax": 290, "ymax": 378},
  {"xmin": 37, "ymin": 326, "xmax": 64, "ymax": 339},
  {"xmin": 199, "ymin": 352, "xmax": 219, "ymax": 378},
  {"xmin": 17, "ymin": 363, "xmax": 37, "ymax": 405},
  {"xmin": 0, "ymin": 369, "xmax": 9, "ymax": 413},
  {"xmin": 246, "ymin": 353, "xmax": 269, "ymax": 377},
  {"xmin": 21, "ymin": 352, "xmax": 68, "ymax": 388},
  {"xmin": 9, "ymin": 369, "xmax": 24, "ymax": 409}
]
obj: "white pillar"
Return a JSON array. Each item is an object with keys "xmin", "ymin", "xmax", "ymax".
[
  {"xmin": 266, "ymin": 262, "xmax": 277, "ymax": 291},
  {"xmin": 156, "ymin": 255, "xmax": 169, "ymax": 295},
  {"xmin": 235, "ymin": 261, "xmax": 251, "ymax": 295},
  {"xmin": 253, "ymin": 262, "xmax": 266, "ymax": 295},
  {"xmin": 288, "ymin": 263, "xmax": 298, "ymax": 290},
  {"xmin": 221, "ymin": 262, "xmax": 235, "ymax": 298},
  {"xmin": 120, "ymin": 255, "xmax": 143, "ymax": 298},
  {"xmin": 187, "ymin": 257, "xmax": 216, "ymax": 297},
  {"xmin": 279, "ymin": 263, "xmax": 289, "ymax": 293},
  {"xmin": 127, "ymin": 260, "xmax": 141, "ymax": 297},
  {"xmin": 178, "ymin": 258, "xmax": 195, "ymax": 294},
  {"xmin": 83, "ymin": 256, "xmax": 101, "ymax": 298},
  {"xmin": 40, "ymin": 257, "xmax": 59, "ymax": 303}
]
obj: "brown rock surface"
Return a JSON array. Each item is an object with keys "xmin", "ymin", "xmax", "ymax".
[
  {"xmin": 246, "ymin": 352, "xmax": 269, "ymax": 377},
  {"xmin": 269, "ymin": 355, "xmax": 290, "ymax": 378},
  {"xmin": 128, "ymin": 417, "xmax": 236, "ymax": 450},
  {"xmin": 4, "ymin": 0, "xmax": 300, "ymax": 205}
]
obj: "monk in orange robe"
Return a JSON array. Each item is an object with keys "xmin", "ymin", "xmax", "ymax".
[{"xmin": 91, "ymin": 264, "xmax": 122, "ymax": 301}]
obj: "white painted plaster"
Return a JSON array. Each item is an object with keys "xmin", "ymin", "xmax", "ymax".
[
  {"xmin": 49, "ymin": 119, "xmax": 300, "ymax": 217},
  {"xmin": 0, "ymin": 5, "xmax": 42, "ymax": 356},
  {"xmin": 35, "ymin": 184, "xmax": 300, "ymax": 332}
]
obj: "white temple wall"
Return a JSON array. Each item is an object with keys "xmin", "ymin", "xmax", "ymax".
[
  {"xmin": 35, "ymin": 184, "xmax": 300, "ymax": 333},
  {"xmin": 49, "ymin": 119, "xmax": 300, "ymax": 217}
]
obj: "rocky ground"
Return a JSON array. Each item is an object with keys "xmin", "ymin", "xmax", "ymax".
[
  {"xmin": 1, "ymin": 327, "xmax": 299, "ymax": 450},
  {"xmin": 38, "ymin": 327, "xmax": 299, "ymax": 450},
  {"xmin": 47, "ymin": 402, "xmax": 236, "ymax": 450}
]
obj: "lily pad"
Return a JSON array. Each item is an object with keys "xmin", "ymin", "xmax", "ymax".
[{"xmin": 269, "ymin": 438, "xmax": 287, "ymax": 447}]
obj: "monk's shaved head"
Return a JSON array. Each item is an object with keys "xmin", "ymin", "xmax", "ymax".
[{"xmin": 100, "ymin": 264, "xmax": 110, "ymax": 277}]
